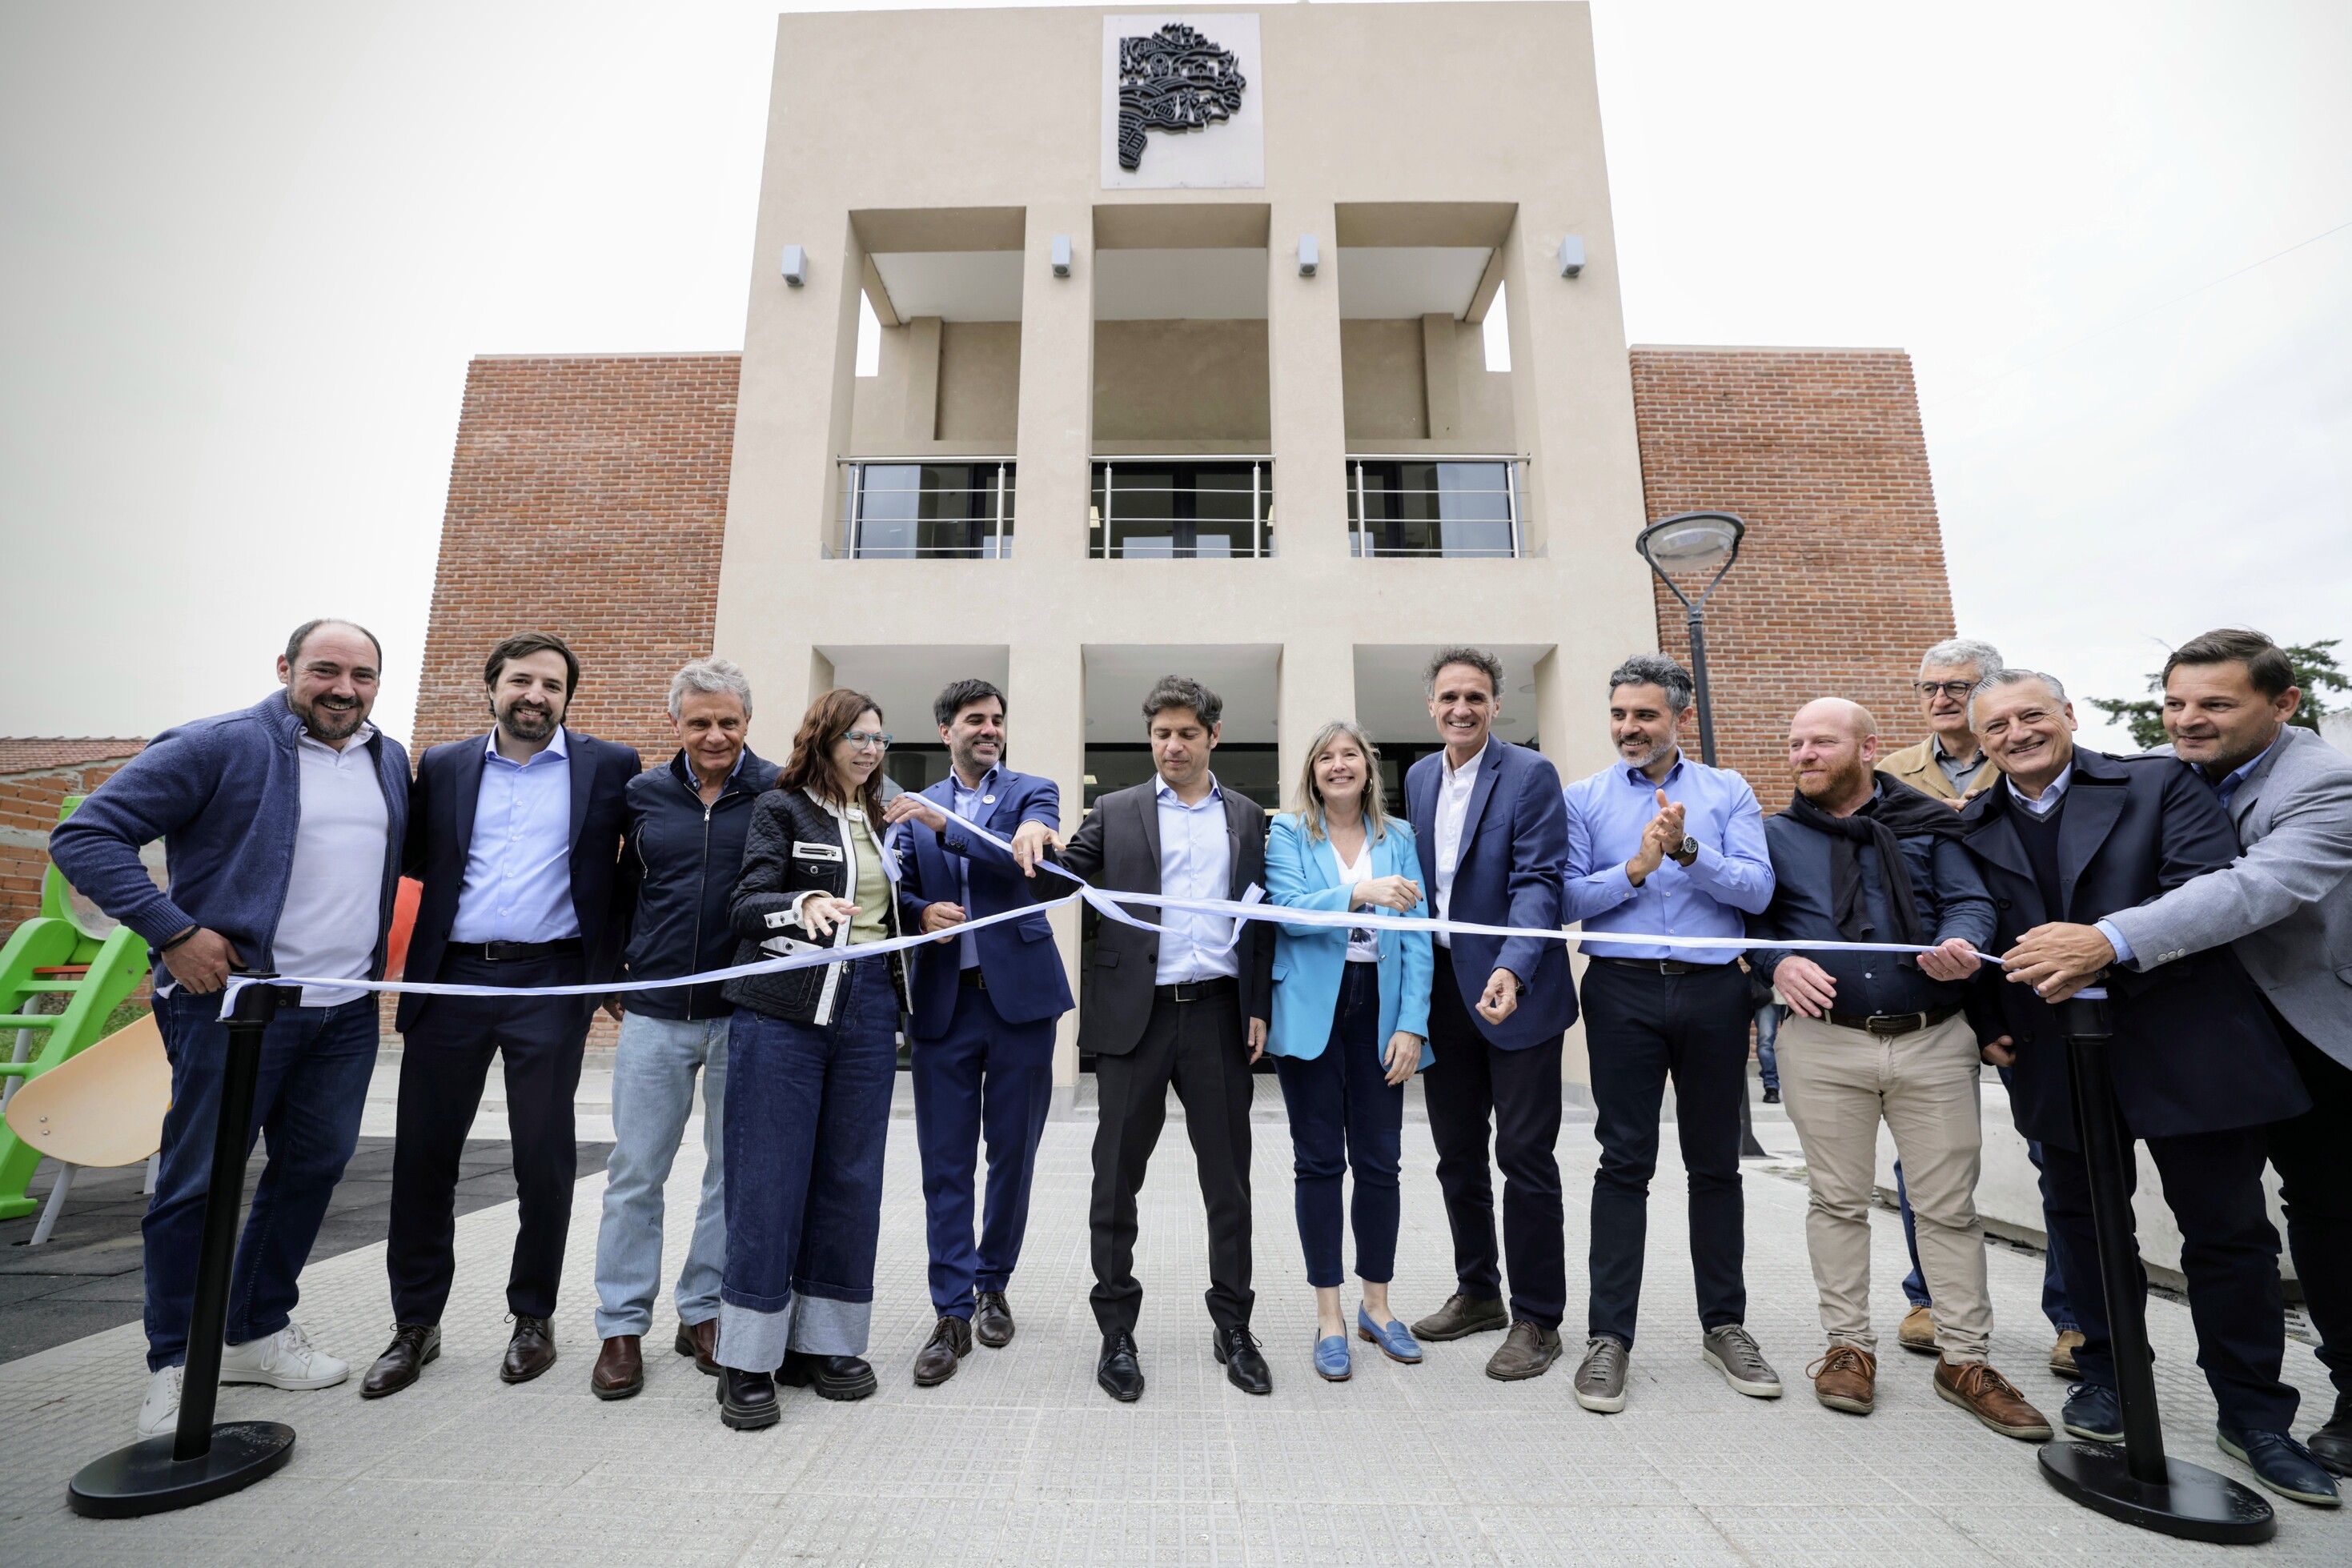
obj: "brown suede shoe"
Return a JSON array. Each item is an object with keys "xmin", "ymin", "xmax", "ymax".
[
  {"xmin": 676, "ymin": 1317, "xmax": 719, "ymax": 1376},
  {"xmin": 1484, "ymin": 1320, "xmax": 1563, "ymax": 1382},
  {"xmin": 1808, "ymin": 1345, "xmax": 1876, "ymax": 1414},
  {"xmin": 592, "ymin": 1335, "xmax": 644, "ymax": 1400},
  {"xmin": 501, "ymin": 1314, "xmax": 557, "ymax": 1385},
  {"xmin": 1898, "ymin": 1304, "xmax": 1940, "ymax": 1356},
  {"xmin": 1935, "ymin": 1358, "xmax": 2053, "ymax": 1442},
  {"xmin": 2049, "ymin": 1329, "xmax": 2085, "ymax": 1379},
  {"xmin": 1411, "ymin": 1293, "xmax": 1508, "ymax": 1342},
  {"xmin": 913, "ymin": 1316, "xmax": 973, "ymax": 1387}
]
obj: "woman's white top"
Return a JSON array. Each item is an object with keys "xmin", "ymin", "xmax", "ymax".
[{"xmin": 1328, "ymin": 835, "xmax": 1380, "ymax": 964}]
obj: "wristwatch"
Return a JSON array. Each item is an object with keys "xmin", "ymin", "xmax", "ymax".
[{"xmin": 1670, "ymin": 834, "xmax": 1700, "ymax": 868}]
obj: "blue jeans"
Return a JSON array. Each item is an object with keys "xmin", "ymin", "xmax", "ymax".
[
  {"xmin": 1273, "ymin": 963, "xmax": 1404, "ymax": 1289},
  {"xmin": 146, "ymin": 990, "xmax": 379, "ymax": 1371},
  {"xmin": 1897, "ymin": 1065, "xmax": 2078, "ymax": 1331},
  {"xmin": 717, "ymin": 960, "xmax": 897, "ymax": 1371},
  {"xmin": 594, "ymin": 1011, "xmax": 728, "ymax": 1338},
  {"xmin": 1754, "ymin": 1003, "xmax": 1781, "ymax": 1093}
]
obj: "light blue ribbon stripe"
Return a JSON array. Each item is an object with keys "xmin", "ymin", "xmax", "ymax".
[{"xmin": 220, "ymin": 804, "xmax": 1996, "ymax": 1016}]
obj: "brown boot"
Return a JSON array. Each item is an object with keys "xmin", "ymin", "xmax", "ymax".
[
  {"xmin": 1897, "ymin": 1304, "xmax": 1940, "ymax": 1355},
  {"xmin": 675, "ymin": 1317, "xmax": 719, "ymax": 1376},
  {"xmin": 1808, "ymin": 1345, "xmax": 1876, "ymax": 1414},
  {"xmin": 2049, "ymin": 1329, "xmax": 2084, "ymax": 1379},
  {"xmin": 1935, "ymin": 1359, "xmax": 2053, "ymax": 1442},
  {"xmin": 592, "ymin": 1335, "xmax": 644, "ymax": 1400}
]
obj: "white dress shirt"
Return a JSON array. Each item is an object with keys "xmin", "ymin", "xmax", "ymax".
[
  {"xmin": 1431, "ymin": 744, "xmax": 1483, "ymax": 948},
  {"xmin": 1329, "ymin": 835, "xmax": 1379, "ymax": 964},
  {"xmin": 1154, "ymin": 774, "xmax": 1240, "ymax": 985},
  {"xmin": 274, "ymin": 724, "xmax": 391, "ymax": 1006}
]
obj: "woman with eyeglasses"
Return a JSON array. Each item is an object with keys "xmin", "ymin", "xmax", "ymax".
[
  {"xmin": 709, "ymin": 688, "xmax": 910, "ymax": 1430},
  {"xmin": 1262, "ymin": 720, "xmax": 1435, "ymax": 1381}
]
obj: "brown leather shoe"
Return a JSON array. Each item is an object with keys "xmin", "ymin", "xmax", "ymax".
[
  {"xmin": 1809, "ymin": 1345, "xmax": 1876, "ymax": 1414},
  {"xmin": 1411, "ymin": 1293, "xmax": 1508, "ymax": 1342},
  {"xmin": 676, "ymin": 1317, "xmax": 719, "ymax": 1376},
  {"xmin": 501, "ymin": 1314, "xmax": 557, "ymax": 1385},
  {"xmin": 361, "ymin": 1322, "xmax": 439, "ymax": 1399},
  {"xmin": 974, "ymin": 1291, "xmax": 1015, "ymax": 1349},
  {"xmin": 1936, "ymin": 1358, "xmax": 2053, "ymax": 1442},
  {"xmin": 2049, "ymin": 1329, "xmax": 2085, "ymax": 1379},
  {"xmin": 592, "ymin": 1334, "xmax": 644, "ymax": 1400},
  {"xmin": 1484, "ymin": 1319, "xmax": 1563, "ymax": 1382},
  {"xmin": 913, "ymin": 1316, "xmax": 973, "ymax": 1386},
  {"xmin": 1898, "ymin": 1304, "xmax": 1940, "ymax": 1355}
]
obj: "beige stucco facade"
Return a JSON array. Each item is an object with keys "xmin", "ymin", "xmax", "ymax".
[{"xmin": 712, "ymin": 3, "xmax": 1658, "ymax": 1084}]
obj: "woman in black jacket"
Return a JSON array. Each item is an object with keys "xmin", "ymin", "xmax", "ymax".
[{"xmin": 711, "ymin": 687, "xmax": 912, "ymax": 1430}]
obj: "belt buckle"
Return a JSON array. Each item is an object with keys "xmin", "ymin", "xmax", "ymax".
[
  {"xmin": 1865, "ymin": 1013, "xmax": 1916, "ymax": 1037},
  {"xmin": 481, "ymin": 941, "xmax": 512, "ymax": 963}
]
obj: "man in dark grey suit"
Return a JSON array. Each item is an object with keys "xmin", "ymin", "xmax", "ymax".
[
  {"xmin": 1055, "ymin": 676, "xmax": 1275, "ymax": 1403},
  {"xmin": 2007, "ymin": 628, "xmax": 2352, "ymax": 1476}
]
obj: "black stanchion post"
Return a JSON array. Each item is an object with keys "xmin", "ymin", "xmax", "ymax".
[
  {"xmin": 2033, "ymin": 989, "xmax": 2274, "ymax": 1543},
  {"xmin": 69, "ymin": 976, "xmax": 299, "ymax": 1518}
]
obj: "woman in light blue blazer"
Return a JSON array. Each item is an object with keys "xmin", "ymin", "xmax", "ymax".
[{"xmin": 1265, "ymin": 720, "xmax": 1435, "ymax": 1382}]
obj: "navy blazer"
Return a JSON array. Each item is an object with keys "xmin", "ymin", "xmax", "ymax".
[
  {"xmin": 893, "ymin": 768, "xmax": 1074, "ymax": 1041},
  {"xmin": 1405, "ymin": 737, "xmax": 1574, "ymax": 1049},
  {"xmin": 1959, "ymin": 747, "xmax": 2310, "ymax": 1148},
  {"xmin": 398, "ymin": 727, "xmax": 640, "ymax": 1033}
]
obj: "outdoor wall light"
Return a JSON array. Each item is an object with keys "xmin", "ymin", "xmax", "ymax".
[
  {"xmin": 1051, "ymin": 234, "xmax": 1072, "ymax": 277},
  {"xmin": 1557, "ymin": 236, "xmax": 1585, "ymax": 278},
  {"xmin": 781, "ymin": 245, "xmax": 807, "ymax": 287},
  {"xmin": 1298, "ymin": 235, "xmax": 1319, "ymax": 277}
]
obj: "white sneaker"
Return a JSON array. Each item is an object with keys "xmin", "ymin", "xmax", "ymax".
[
  {"xmin": 138, "ymin": 1365, "xmax": 183, "ymax": 1438},
  {"xmin": 218, "ymin": 1321, "xmax": 350, "ymax": 1390}
]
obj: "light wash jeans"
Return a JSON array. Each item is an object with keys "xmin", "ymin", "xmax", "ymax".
[{"xmin": 594, "ymin": 1011, "xmax": 729, "ymax": 1339}]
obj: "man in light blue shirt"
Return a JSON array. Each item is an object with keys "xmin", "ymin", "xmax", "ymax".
[
  {"xmin": 450, "ymin": 726, "xmax": 577, "ymax": 944},
  {"xmin": 1558, "ymin": 654, "xmax": 1783, "ymax": 1414},
  {"xmin": 1154, "ymin": 773, "xmax": 1243, "ymax": 984}
]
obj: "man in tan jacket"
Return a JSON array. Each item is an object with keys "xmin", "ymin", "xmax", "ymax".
[{"xmin": 1881, "ymin": 638, "xmax": 2003, "ymax": 804}]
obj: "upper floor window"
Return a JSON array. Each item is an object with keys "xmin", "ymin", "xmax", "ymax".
[
  {"xmin": 836, "ymin": 460, "xmax": 1013, "ymax": 559},
  {"xmin": 1090, "ymin": 460, "xmax": 1273, "ymax": 559},
  {"xmin": 1347, "ymin": 459, "xmax": 1521, "ymax": 558}
]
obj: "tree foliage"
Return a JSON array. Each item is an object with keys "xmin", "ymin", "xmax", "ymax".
[{"xmin": 2090, "ymin": 639, "xmax": 2346, "ymax": 752}]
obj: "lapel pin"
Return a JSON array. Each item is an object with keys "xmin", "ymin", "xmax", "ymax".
[{"xmin": 982, "ymin": 795, "xmax": 996, "ymax": 805}]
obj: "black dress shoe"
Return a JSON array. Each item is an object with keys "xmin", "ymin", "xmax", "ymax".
[
  {"xmin": 974, "ymin": 1291, "xmax": 1015, "ymax": 1349},
  {"xmin": 717, "ymin": 1366, "xmax": 780, "ymax": 1430},
  {"xmin": 780, "ymin": 1349, "xmax": 878, "ymax": 1401},
  {"xmin": 361, "ymin": 1322, "xmax": 439, "ymax": 1399},
  {"xmin": 2309, "ymin": 1391, "xmax": 2352, "ymax": 1478},
  {"xmin": 1213, "ymin": 1326, "xmax": 1273, "ymax": 1395},
  {"xmin": 913, "ymin": 1317, "xmax": 973, "ymax": 1386},
  {"xmin": 501, "ymin": 1313, "xmax": 558, "ymax": 1384},
  {"xmin": 1098, "ymin": 1329, "xmax": 1145, "ymax": 1403}
]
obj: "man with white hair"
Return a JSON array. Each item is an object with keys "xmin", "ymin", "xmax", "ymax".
[
  {"xmin": 1883, "ymin": 638, "xmax": 2003, "ymax": 804},
  {"xmin": 588, "ymin": 657, "xmax": 777, "ymax": 1400}
]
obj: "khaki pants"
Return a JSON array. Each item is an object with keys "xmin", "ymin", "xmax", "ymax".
[{"xmin": 1777, "ymin": 1011, "xmax": 1992, "ymax": 1361}]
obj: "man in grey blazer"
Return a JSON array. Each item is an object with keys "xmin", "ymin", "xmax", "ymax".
[{"xmin": 2006, "ymin": 628, "xmax": 2352, "ymax": 1475}]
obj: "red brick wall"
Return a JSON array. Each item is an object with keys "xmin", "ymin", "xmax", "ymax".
[
  {"xmin": 1628, "ymin": 347, "xmax": 1957, "ymax": 794},
  {"xmin": 414, "ymin": 355, "xmax": 742, "ymax": 763},
  {"xmin": 1, "ymin": 752, "xmax": 143, "ymax": 932}
]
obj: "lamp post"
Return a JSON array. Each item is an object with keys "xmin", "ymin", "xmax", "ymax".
[{"xmin": 1634, "ymin": 511, "xmax": 1746, "ymax": 768}]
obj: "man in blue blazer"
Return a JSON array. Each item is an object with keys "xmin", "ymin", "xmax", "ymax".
[
  {"xmin": 884, "ymin": 680, "xmax": 1072, "ymax": 1387},
  {"xmin": 1403, "ymin": 648, "xmax": 1575, "ymax": 1380},
  {"xmin": 366, "ymin": 632, "xmax": 640, "ymax": 1399}
]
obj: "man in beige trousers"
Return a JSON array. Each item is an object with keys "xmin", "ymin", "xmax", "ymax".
[{"xmin": 1744, "ymin": 700, "xmax": 2049, "ymax": 1442}]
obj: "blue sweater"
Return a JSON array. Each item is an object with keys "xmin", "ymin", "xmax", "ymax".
[{"xmin": 47, "ymin": 692, "xmax": 411, "ymax": 987}]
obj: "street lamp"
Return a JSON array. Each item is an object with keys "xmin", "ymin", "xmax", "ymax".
[{"xmin": 1635, "ymin": 510, "xmax": 1746, "ymax": 767}]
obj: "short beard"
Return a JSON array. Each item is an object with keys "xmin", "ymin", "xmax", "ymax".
[
  {"xmin": 950, "ymin": 736, "xmax": 998, "ymax": 780},
  {"xmin": 1616, "ymin": 734, "xmax": 1672, "ymax": 771},
  {"xmin": 1797, "ymin": 759, "xmax": 1870, "ymax": 804},
  {"xmin": 293, "ymin": 694, "xmax": 365, "ymax": 742},
  {"xmin": 500, "ymin": 701, "xmax": 558, "ymax": 743}
]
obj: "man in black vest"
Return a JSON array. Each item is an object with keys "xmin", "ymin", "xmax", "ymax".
[{"xmin": 1962, "ymin": 668, "xmax": 2337, "ymax": 1508}]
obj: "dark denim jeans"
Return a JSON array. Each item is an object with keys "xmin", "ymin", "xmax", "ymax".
[
  {"xmin": 146, "ymin": 989, "xmax": 379, "ymax": 1371},
  {"xmin": 1273, "ymin": 962, "xmax": 1405, "ymax": 1289},
  {"xmin": 717, "ymin": 958, "xmax": 899, "ymax": 1371}
]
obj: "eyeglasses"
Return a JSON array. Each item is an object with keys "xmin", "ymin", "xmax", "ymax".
[
  {"xmin": 1913, "ymin": 680, "xmax": 1977, "ymax": 700},
  {"xmin": 842, "ymin": 730, "xmax": 892, "ymax": 752}
]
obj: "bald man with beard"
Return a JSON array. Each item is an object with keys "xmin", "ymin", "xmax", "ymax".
[{"xmin": 1745, "ymin": 700, "xmax": 2051, "ymax": 1442}]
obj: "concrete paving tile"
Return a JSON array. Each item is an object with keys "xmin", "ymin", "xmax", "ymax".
[
  {"xmin": 1237, "ymin": 1500, "xmax": 1504, "ymax": 1566},
  {"xmin": 1474, "ymin": 1503, "xmax": 1749, "ymax": 1566}
]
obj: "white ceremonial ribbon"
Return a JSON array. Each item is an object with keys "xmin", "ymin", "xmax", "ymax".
[{"xmin": 219, "ymin": 804, "xmax": 1998, "ymax": 1017}]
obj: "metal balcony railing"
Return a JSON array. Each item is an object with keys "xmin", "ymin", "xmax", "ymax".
[
  {"xmin": 1347, "ymin": 456, "xmax": 1525, "ymax": 559},
  {"xmin": 1089, "ymin": 459, "xmax": 1273, "ymax": 559},
  {"xmin": 834, "ymin": 459, "xmax": 1015, "ymax": 559}
]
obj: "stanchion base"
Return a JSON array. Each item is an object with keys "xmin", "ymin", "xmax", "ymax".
[
  {"xmin": 2037, "ymin": 1442, "xmax": 2274, "ymax": 1544},
  {"xmin": 67, "ymin": 1422, "xmax": 295, "ymax": 1519}
]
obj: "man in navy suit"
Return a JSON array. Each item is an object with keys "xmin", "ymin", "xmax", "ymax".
[
  {"xmin": 881, "ymin": 680, "xmax": 1071, "ymax": 1387},
  {"xmin": 364, "ymin": 632, "xmax": 640, "ymax": 1398},
  {"xmin": 1403, "ymin": 647, "xmax": 1575, "ymax": 1381}
]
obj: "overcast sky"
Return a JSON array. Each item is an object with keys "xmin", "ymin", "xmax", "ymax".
[{"xmin": 3, "ymin": 0, "xmax": 2346, "ymax": 752}]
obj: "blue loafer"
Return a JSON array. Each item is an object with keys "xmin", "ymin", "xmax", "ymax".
[
  {"xmin": 2218, "ymin": 1426, "xmax": 2342, "ymax": 1507},
  {"xmin": 1314, "ymin": 1334, "xmax": 1352, "ymax": 1382},
  {"xmin": 2061, "ymin": 1382, "xmax": 2123, "ymax": 1443},
  {"xmin": 1357, "ymin": 1306, "xmax": 1423, "ymax": 1365}
]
